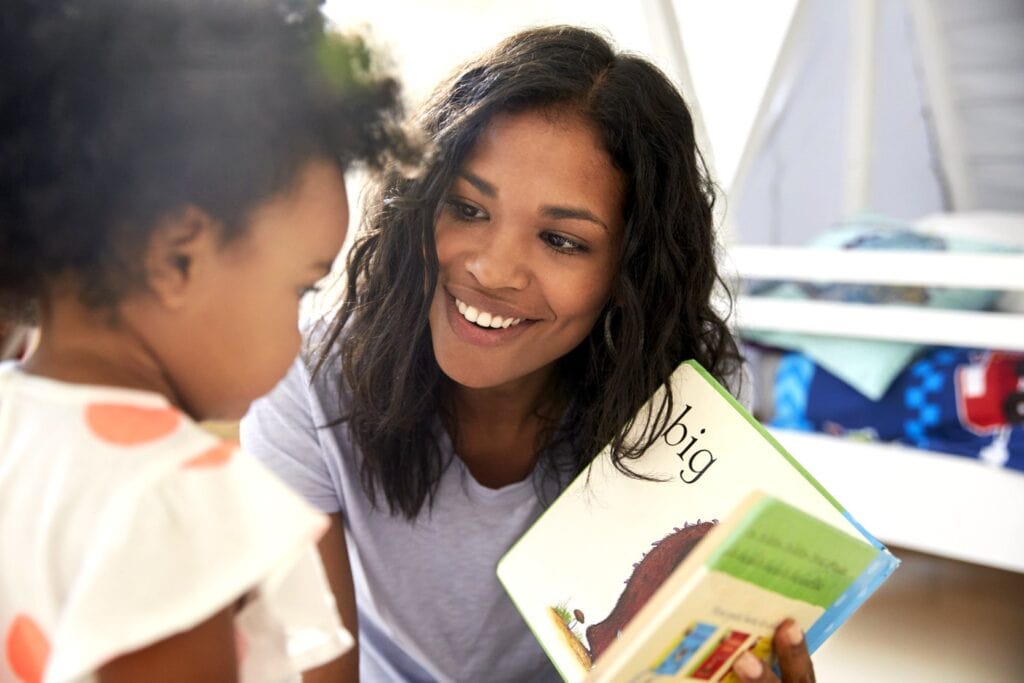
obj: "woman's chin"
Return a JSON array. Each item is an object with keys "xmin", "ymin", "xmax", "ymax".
[{"xmin": 436, "ymin": 361, "xmax": 508, "ymax": 390}]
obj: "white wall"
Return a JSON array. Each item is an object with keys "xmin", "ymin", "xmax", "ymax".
[{"xmin": 323, "ymin": 0, "xmax": 794, "ymax": 191}]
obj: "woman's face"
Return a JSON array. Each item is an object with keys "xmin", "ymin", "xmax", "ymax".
[{"xmin": 428, "ymin": 109, "xmax": 626, "ymax": 393}]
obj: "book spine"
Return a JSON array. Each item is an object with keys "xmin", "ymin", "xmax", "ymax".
[
  {"xmin": 841, "ymin": 509, "xmax": 888, "ymax": 551},
  {"xmin": 805, "ymin": 550, "xmax": 900, "ymax": 652}
]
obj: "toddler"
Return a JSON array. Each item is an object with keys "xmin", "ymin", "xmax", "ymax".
[{"xmin": 0, "ymin": 0, "xmax": 410, "ymax": 680}]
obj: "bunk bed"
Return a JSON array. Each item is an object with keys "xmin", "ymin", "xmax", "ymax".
[{"xmin": 729, "ymin": 244, "xmax": 1024, "ymax": 574}]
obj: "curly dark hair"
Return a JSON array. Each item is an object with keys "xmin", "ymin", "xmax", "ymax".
[
  {"xmin": 0, "ymin": 0, "xmax": 413, "ymax": 317},
  {"xmin": 322, "ymin": 25, "xmax": 742, "ymax": 518}
]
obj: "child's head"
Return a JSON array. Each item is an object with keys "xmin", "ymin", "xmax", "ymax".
[
  {"xmin": 334, "ymin": 25, "xmax": 741, "ymax": 516},
  {"xmin": 1, "ymin": 0, "xmax": 409, "ymax": 417}
]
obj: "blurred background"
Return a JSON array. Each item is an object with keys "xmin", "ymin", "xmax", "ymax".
[{"xmin": 319, "ymin": 1, "xmax": 1024, "ymax": 681}]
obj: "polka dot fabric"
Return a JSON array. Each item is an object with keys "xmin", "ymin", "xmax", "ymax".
[
  {"xmin": 85, "ymin": 404, "xmax": 181, "ymax": 446},
  {"xmin": 0, "ymin": 363, "xmax": 351, "ymax": 682},
  {"xmin": 5, "ymin": 615, "xmax": 49, "ymax": 683},
  {"xmin": 184, "ymin": 441, "xmax": 237, "ymax": 469}
]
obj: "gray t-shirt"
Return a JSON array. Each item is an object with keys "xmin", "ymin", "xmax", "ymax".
[{"xmin": 240, "ymin": 355, "xmax": 565, "ymax": 682}]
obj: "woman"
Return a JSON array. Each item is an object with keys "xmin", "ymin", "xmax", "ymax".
[{"xmin": 242, "ymin": 25, "xmax": 812, "ymax": 683}]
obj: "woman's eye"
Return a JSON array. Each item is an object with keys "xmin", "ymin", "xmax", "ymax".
[
  {"xmin": 543, "ymin": 232, "xmax": 588, "ymax": 254},
  {"xmin": 445, "ymin": 198, "xmax": 487, "ymax": 222},
  {"xmin": 299, "ymin": 285, "xmax": 321, "ymax": 299}
]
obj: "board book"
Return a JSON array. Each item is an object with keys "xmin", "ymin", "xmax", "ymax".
[{"xmin": 497, "ymin": 360, "xmax": 899, "ymax": 682}]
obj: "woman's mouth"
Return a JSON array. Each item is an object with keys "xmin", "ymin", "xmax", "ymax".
[
  {"xmin": 444, "ymin": 293, "xmax": 534, "ymax": 347},
  {"xmin": 454, "ymin": 298, "xmax": 524, "ymax": 329}
]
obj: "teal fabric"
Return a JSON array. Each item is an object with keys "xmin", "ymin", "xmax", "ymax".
[{"xmin": 746, "ymin": 326, "xmax": 921, "ymax": 401}]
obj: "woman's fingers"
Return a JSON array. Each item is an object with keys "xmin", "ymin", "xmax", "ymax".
[
  {"xmin": 731, "ymin": 650, "xmax": 778, "ymax": 682},
  {"xmin": 729, "ymin": 619, "xmax": 816, "ymax": 683},
  {"xmin": 774, "ymin": 619, "xmax": 815, "ymax": 683}
]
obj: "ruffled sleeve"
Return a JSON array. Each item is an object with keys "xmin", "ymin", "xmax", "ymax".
[{"xmin": 45, "ymin": 441, "xmax": 351, "ymax": 682}]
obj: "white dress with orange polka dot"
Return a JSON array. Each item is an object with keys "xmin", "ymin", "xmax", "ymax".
[{"xmin": 0, "ymin": 363, "xmax": 351, "ymax": 683}]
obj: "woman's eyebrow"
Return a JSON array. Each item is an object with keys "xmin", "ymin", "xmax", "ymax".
[
  {"xmin": 459, "ymin": 170, "xmax": 608, "ymax": 231},
  {"xmin": 541, "ymin": 205, "xmax": 608, "ymax": 231},
  {"xmin": 459, "ymin": 170, "xmax": 496, "ymax": 197}
]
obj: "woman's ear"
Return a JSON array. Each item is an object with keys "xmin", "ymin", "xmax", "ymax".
[{"xmin": 142, "ymin": 205, "xmax": 220, "ymax": 309}]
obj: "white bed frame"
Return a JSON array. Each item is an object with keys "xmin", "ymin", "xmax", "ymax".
[{"xmin": 730, "ymin": 247, "xmax": 1024, "ymax": 574}]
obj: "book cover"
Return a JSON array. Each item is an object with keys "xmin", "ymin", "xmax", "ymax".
[{"xmin": 497, "ymin": 360, "xmax": 899, "ymax": 682}]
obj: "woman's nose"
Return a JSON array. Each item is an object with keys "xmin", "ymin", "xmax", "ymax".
[{"xmin": 464, "ymin": 224, "xmax": 531, "ymax": 291}]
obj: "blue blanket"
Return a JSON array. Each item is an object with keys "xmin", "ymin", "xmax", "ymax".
[{"xmin": 772, "ymin": 347, "xmax": 1024, "ymax": 472}]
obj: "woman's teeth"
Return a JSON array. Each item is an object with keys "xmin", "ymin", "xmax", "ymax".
[{"xmin": 455, "ymin": 298, "xmax": 524, "ymax": 329}]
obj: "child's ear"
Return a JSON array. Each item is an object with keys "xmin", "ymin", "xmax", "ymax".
[{"xmin": 143, "ymin": 205, "xmax": 220, "ymax": 308}]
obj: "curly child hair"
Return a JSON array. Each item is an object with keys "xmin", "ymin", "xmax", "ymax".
[
  {"xmin": 322, "ymin": 25, "xmax": 743, "ymax": 518},
  {"xmin": 0, "ymin": 0, "xmax": 413, "ymax": 318}
]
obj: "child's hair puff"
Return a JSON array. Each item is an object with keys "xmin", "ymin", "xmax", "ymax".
[{"xmin": 0, "ymin": 0, "xmax": 415, "ymax": 319}]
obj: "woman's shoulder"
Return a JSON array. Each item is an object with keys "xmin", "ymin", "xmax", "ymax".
[
  {"xmin": 298, "ymin": 312, "xmax": 348, "ymax": 400},
  {"xmin": 238, "ymin": 316, "xmax": 359, "ymax": 513}
]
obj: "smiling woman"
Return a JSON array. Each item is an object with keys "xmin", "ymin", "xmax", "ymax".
[
  {"xmin": 240, "ymin": 25, "xmax": 814, "ymax": 683},
  {"xmin": 429, "ymin": 109, "xmax": 625, "ymax": 393}
]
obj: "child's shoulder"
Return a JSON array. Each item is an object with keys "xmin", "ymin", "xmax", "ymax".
[
  {"xmin": 0, "ymin": 364, "xmax": 286, "ymax": 519},
  {"xmin": 0, "ymin": 361, "xmax": 217, "ymax": 467}
]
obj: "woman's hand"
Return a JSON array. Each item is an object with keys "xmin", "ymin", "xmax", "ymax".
[{"xmin": 730, "ymin": 619, "xmax": 815, "ymax": 683}]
